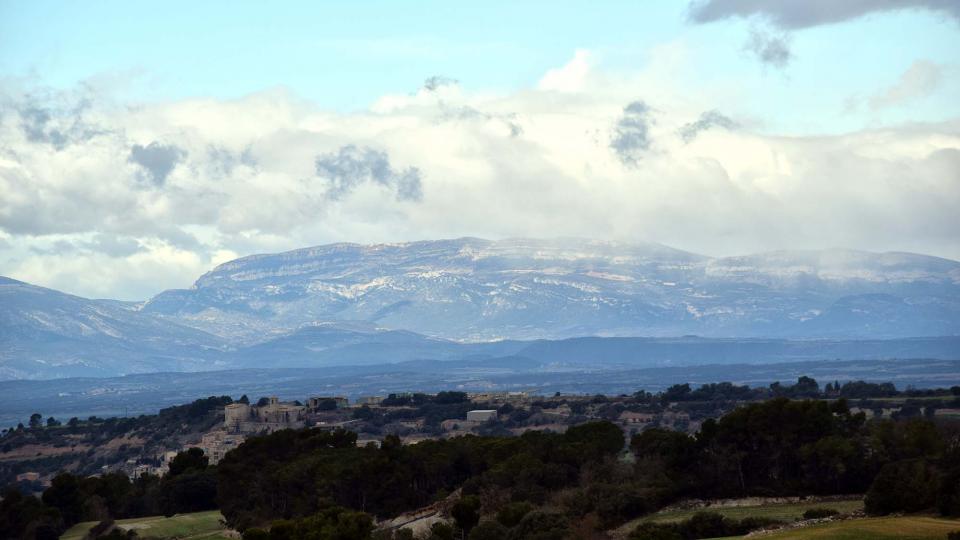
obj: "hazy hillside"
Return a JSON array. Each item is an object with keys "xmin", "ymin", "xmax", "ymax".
[
  {"xmin": 144, "ymin": 238, "xmax": 960, "ymax": 341},
  {"xmin": 0, "ymin": 276, "xmax": 225, "ymax": 379},
  {"xmin": 4, "ymin": 238, "xmax": 960, "ymax": 380}
]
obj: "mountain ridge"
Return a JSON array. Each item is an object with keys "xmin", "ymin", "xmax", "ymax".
[
  {"xmin": 141, "ymin": 237, "xmax": 960, "ymax": 341},
  {"xmin": 3, "ymin": 238, "xmax": 959, "ymax": 380}
]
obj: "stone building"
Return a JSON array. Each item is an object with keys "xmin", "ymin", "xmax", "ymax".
[{"xmin": 224, "ymin": 397, "xmax": 306, "ymax": 434}]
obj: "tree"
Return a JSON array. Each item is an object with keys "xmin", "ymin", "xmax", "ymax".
[
  {"xmin": 47, "ymin": 416, "xmax": 61, "ymax": 427},
  {"xmin": 238, "ymin": 394, "xmax": 250, "ymax": 405},
  {"xmin": 450, "ymin": 495, "xmax": 481, "ymax": 535},
  {"xmin": 662, "ymin": 384, "xmax": 691, "ymax": 402},
  {"xmin": 496, "ymin": 502, "xmax": 534, "ymax": 528},
  {"xmin": 938, "ymin": 468, "xmax": 960, "ymax": 517},
  {"xmin": 426, "ymin": 522, "xmax": 455, "ymax": 540},
  {"xmin": 42, "ymin": 473, "xmax": 84, "ymax": 526},
  {"xmin": 468, "ymin": 520, "xmax": 508, "ymax": 540},
  {"xmin": 29, "ymin": 413, "xmax": 43, "ymax": 429},
  {"xmin": 168, "ymin": 447, "xmax": 208, "ymax": 476},
  {"xmin": 865, "ymin": 459, "xmax": 938, "ymax": 515}
]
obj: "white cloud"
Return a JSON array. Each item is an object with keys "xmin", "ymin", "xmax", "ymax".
[
  {"xmin": 869, "ymin": 60, "xmax": 944, "ymax": 109},
  {"xmin": 0, "ymin": 56, "xmax": 958, "ymax": 300},
  {"xmin": 538, "ymin": 49, "xmax": 592, "ymax": 92}
]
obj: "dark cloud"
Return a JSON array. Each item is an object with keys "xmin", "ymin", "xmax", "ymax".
[
  {"xmin": 611, "ymin": 101, "xmax": 654, "ymax": 166},
  {"xmin": 423, "ymin": 76, "xmax": 459, "ymax": 92},
  {"xmin": 689, "ymin": 0, "xmax": 960, "ymax": 29},
  {"xmin": 14, "ymin": 94, "xmax": 105, "ymax": 150},
  {"xmin": 29, "ymin": 240, "xmax": 78, "ymax": 256},
  {"xmin": 679, "ymin": 110, "xmax": 740, "ymax": 143},
  {"xmin": 744, "ymin": 29, "xmax": 792, "ymax": 68},
  {"xmin": 128, "ymin": 142, "xmax": 186, "ymax": 186},
  {"xmin": 439, "ymin": 105, "xmax": 523, "ymax": 137},
  {"xmin": 315, "ymin": 145, "xmax": 423, "ymax": 202},
  {"xmin": 84, "ymin": 234, "xmax": 143, "ymax": 258}
]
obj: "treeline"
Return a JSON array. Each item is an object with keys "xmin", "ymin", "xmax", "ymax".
[
  {"xmin": 216, "ymin": 422, "xmax": 625, "ymax": 531},
  {"xmin": 224, "ymin": 398, "xmax": 960, "ymax": 540},
  {"xmin": 0, "ymin": 396, "xmax": 232, "ymax": 486},
  {"xmin": 1, "ymin": 443, "xmax": 220, "ymax": 539},
  {"xmin": 4, "ymin": 392, "xmax": 960, "ymax": 539},
  {"xmin": 659, "ymin": 377, "xmax": 960, "ymax": 402}
]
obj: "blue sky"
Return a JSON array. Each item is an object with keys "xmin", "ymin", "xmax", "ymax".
[
  {"xmin": 1, "ymin": 1, "xmax": 959, "ymax": 299},
  {"xmin": 2, "ymin": 1, "xmax": 958, "ymax": 132}
]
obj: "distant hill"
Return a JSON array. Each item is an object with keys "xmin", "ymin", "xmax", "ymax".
[
  {"xmin": 3, "ymin": 238, "xmax": 960, "ymax": 380},
  {"xmin": 0, "ymin": 276, "xmax": 225, "ymax": 379},
  {"xmin": 143, "ymin": 238, "xmax": 960, "ymax": 341}
]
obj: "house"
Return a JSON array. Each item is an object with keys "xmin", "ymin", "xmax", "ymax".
[
  {"xmin": 466, "ymin": 410, "xmax": 497, "ymax": 422},
  {"xmin": 355, "ymin": 396, "xmax": 384, "ymax": 406},
  {"xmin": 308, "ymin": 396, "xmax": 349, "ymax": 410},
  {"xmin": 197, "ymin": 431, "xmax": 245, "ymax": 464},
  {"xmin": 619, "ymin": 411, "xmax": 655, "ymax": 424},
  {"xmin": 15, "ymin": 472, "xmax": 40, "ymax": 482}
]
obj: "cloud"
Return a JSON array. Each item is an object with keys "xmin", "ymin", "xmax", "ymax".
[
  {"xmin": 869, "ymin": 60, "xmax": 944, "ymax": 109},
  {"xmin": 128, "ymin": 142, "xmax": 186, "ymax": 186},
  {"xmin": 538, "ymin": 49, "xmax": 591, "ymax": 92},
  {"xmin": 422, "ymin": 76, "xmax": 458, "ymax": 92},
  {"xmin": 11, "ymin": 91, "xmax": 106, "ymax": 150},
  {"xmin": 0, "ymin": 69, "xmax": 957, "ymax": 300},
  {"xmin": 610, "ymin": 101, "xmax": 654, "ymax": 165},
  {"xmin": 315, "ymin": 145, "xmax": 423, "ymax": 202},
  {"xmin": 688, "ymin": 0, "xmax": 960, "ymax": 29},
  {"xmin": 84, "ymin": 233, "xmax": 143, "ymax": 258},
  {"xmin": 679, "ymin": 110, "xmax": 740, "ymax": 143},
  {"xmin": 744, "ymin": 28, "xmax": 793, "ymax": 68}
]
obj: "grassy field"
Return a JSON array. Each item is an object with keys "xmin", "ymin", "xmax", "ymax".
[
  {"xmin": 729, "ymin": 516, "xmax": 960, "ymax": 539},
  {"xmin": 60, "ymin": 510, "xmax": 230, "ymax": 539},
  {"xmin": 641, "ymin": 498, "xmax": 864, "ymax": 524}
]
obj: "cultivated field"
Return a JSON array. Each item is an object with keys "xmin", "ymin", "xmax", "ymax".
[
  {"xmin": 735, "ymin": 515, "xmax": 960, "ymax": 539},
  {"xmin": 60, "ymin": 510, "xmax": 231, "ymax": 540},
  {"xmin": 643, "ymin": 498, "xmax": 864, "ymax": 524}
]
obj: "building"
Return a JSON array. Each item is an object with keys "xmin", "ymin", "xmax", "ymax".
[
  {"xmin": 619, "ymin": 411, "xmax": 655, "ymax": 425},
  {"xmin": 466, "ymin": 410, "xmax": 497, "ymax": 422},
  {"xmin": 468, "ymin": 391, "xmax": 529, "ymax": 404},
  {"xmin": 355, "ymin": 396, "xmax": 384, "ymax": 406},
  {"xmin": 15, "ymin": 472, "xmax": 40, "ymax": 482},
  {"xmin": 224, "ymin": 397, "xmax": 306, "ymax": 434},
  {"xmin": 197, "ymin": 431, "xmax": 246, "ymax": 464},
  {"xmin": 308, "ymin": 396, "xmax": 349, "ymax": 410}
]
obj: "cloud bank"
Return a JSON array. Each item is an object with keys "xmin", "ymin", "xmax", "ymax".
[
  {"xmin": 689, "ymin": 0, "xmax": 960, "ymax": 29},
  {"xmin": 0, "ymin": 52, "xmax": 958, "ymax": 299}
]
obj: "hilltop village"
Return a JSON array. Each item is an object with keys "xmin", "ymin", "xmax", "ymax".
[
  {"xmin": 190, "ymin": 390, "xmax": 697, "ymax": 470},
  {"xmin": 2, "ymin": 378, "xmax": 958, "ymax": 491},
  {"xmin": 0, "ymin": 387, "xmax": 711, "ymax": 487}
]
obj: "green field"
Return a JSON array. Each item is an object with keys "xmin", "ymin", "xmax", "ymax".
[
  {"xmin": 60, "ymin": 510, "xmax": 230, "ymax": 540},
  {"xmin": 642, "ymin": 498, "xmax": 864, "ymax": 524},
  {"xmin": 732, "ymin": 516, "xmax": 960, "ymax": 539}
]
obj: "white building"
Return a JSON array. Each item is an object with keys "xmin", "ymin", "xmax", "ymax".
[{"xmin": 466, "ymin": 410, "xmax": 497, "ymax": 422}]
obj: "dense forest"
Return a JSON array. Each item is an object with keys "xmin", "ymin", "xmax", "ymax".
[{"xmin": 2, "ymin": 388, "xmax": 959, "ymax": 539}]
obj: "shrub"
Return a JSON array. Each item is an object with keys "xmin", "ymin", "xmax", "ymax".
[
  {"xmin": 496, "ymin": 501, "xmax": 534, "ymax": 528},
  {"xmin": 802, "ymin": 507, "xmax": 840, "ymax": 519},
  {"xmin": 865, "ymin": 459, "xmax": 938, "ymax": 515},
  {"xmin": 468, "ymin": 520, "xmax": 508, "ymax": 540}
]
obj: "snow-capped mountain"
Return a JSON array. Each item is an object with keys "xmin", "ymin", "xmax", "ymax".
[
  {"xmin": 4, "ymin": 238, "xmax": 959, "ymax": 380},
  {"xmin": 143, "ymin": 238, "xmax": 960, "ymax": 341}
]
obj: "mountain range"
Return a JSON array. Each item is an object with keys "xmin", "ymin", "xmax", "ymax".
[{"xmin": 2, "ymin": 238, "xmax": 959, "ymax": 380}]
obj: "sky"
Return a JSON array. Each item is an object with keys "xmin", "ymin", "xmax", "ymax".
[{"xmin": 0, "ymin": 0, "xmax": 959, "ymax": 300}]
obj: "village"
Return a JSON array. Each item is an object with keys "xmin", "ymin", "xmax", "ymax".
[{"xmin": 152, "ymin": 390, "xmax": 699, "ymax": 476}]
